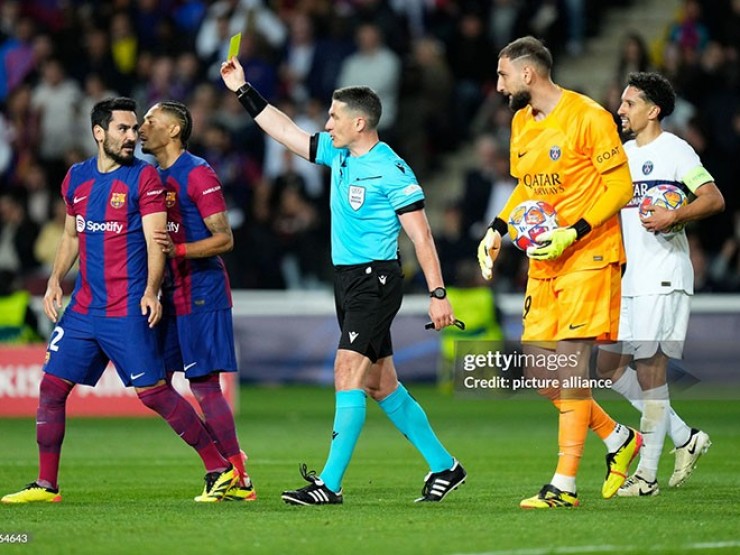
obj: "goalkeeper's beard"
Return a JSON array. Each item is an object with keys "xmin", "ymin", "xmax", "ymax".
[{"xmin": 509, "ymin": 90, "xmax": 531, "ymax": 112}]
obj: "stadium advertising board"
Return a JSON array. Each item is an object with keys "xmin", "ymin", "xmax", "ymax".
[{"xmin": 0, "ymin": 346, "xmax": 237, "ymax": 416}]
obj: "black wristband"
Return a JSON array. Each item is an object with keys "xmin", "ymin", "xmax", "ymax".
[
  {"xmin": 488, "ymin": 217, "xmax": 508, "ymax": 237},
  {"xmin": 572, "ymin": 218, "xmax": 592, "ymax": 239},
  {"xmin": 236, "ymin": 83, "xmax": 268, "ymax": 118}
]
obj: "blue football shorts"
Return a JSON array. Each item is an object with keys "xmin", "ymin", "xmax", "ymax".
[
  {"xmin": 43, "ymin": 309, "xmax": 165, "ymax": 388},
  {"xmin": 159, "ymin": 309, "xmax": 238, "ymax": 379}
]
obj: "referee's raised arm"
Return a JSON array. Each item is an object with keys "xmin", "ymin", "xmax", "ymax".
[{"xmin": 220, "ymin": 56, "xmax": 312, "ymax": 161}]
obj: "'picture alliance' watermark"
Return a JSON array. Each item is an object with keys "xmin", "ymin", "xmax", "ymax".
[{"xmin": 454, "ymin": 342, "xmax": 613, "ymax": 396}]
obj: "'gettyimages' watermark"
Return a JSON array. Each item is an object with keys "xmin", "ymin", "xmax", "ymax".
[
  {"xmin": 450, "ymin": 339, "xmax": 740, "ymax": 399},
  {"xmin": 457, "ymin": 345, "xmax": 612, "ymax": 395}
]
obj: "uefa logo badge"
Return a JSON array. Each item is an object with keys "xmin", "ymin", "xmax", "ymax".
[
  {"xmin": 642, "ymin": 161, "xmax": 654, "ymax": 175},
  {"xmin": 110, "ymin": 192, "xmax": 127, "ymax": 209},
  {"xmin": 549, "ymin": 146, "xmax": 561, "ymax": 161}
]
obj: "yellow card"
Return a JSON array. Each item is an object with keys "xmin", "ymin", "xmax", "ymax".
[{"xmin": 228, "ymin": 32, "xmax": 242, "ymax": 60}]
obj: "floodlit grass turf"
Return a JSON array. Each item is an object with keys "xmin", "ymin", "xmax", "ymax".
[{"xmin": 1, "ymin": 386, "xmax": 739, "ymax": 555}]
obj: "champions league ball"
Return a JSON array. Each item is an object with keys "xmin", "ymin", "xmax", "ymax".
[
  {"xmin": 507, "ymin": 200, "xmax": 559, "ymax": 252},
  {"xmin": 639, "ymin": 184, "xmax": 688, "ymax": 234}
]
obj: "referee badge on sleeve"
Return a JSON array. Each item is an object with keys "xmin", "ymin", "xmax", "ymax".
[{"xmin": 349, "ymin": 186, "xmax": 365, "ymax": 210}]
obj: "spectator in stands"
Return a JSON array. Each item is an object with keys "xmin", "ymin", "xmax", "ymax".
[
  {"xmin": 460, "ymin": 134, "xmax": 516, "ymax": 241},
  {"xmin": 615, "ymin": 32, "xmax": 653, "ymax": 86},
  {"xmin": 0, "ymin": 188, "xmax": 39, "ymax": 278},
  {"xmin": 18, "ymin": 160, "xmax": 51, "ymax": 227},
  {"xmin": 435, "ymin": 201, "xmax": 478, "ymax": 286},
  {"xmin": 396, "ymin": 36, "xmax": 454, "ymax": 176},
  {"xmin": 279, "ymin": 11, "xmax": 318, "ymax": 105},
  {"xmin": 73, "ymin": 27, "xmax": 127, "ymax": 96},
  {"xmin": 34, "ymin": 197, "xmax": 74, "ymax": 279},
  {"xmin": 31, "ymin": 58, "xmax": 81, "ymax": 184},
  {"xmin": 337, "ymin": 23, "xmax": 401, "ymax": 137},
  {"xmin": 110, "ymin": 11, "xmax": 138, "ymax": 77},
  {"xmin": 77, "ymin": 73, "xmax": 119, "ymax": 158}
]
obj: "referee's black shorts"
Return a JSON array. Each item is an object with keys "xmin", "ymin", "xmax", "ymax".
[{"xmin": 334, "ymin": 259, "xmax": 403, "ymax": 363}]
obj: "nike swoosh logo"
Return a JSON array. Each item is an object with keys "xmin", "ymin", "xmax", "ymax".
[
  {"xmin": 517, "ymin": 152, "xmax": 527, "ymax": 158},
  {"xmin": 687, "ymin": 443, "xmax": 697, "ymax": 455},
  {"xmin": 569, "ymin": 323, "xmax": 587, "ymax": 330},
  {"xmin": 184, "ymin": 362, "xmax": 198, "ymax": 371},
  {"xmin": 73, "ymin": 195, "xmax": 87, "ymax": 204},
  {"xmin": 355, "ymin": 176, "xmax": 382, "ymax": 182},
  {"xmin": 130, "ymin": 372, "xmax": 146, "ymax": 380}
]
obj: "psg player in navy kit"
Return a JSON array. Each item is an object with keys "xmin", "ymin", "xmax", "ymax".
[{"xmin": 2, "ymin": 98, "xmax": 237, "ymax": 504}]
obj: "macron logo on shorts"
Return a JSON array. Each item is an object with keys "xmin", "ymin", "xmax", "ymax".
[{"xmin": 348, "ymin": 332, "xmax": 359, "ymax": 343}]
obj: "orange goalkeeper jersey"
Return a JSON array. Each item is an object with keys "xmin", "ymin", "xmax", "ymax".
[{"xmin": 506, "ymin": 89, "xmax": 627, "ymax": 279}]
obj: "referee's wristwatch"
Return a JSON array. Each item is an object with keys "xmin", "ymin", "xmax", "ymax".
[{"xmin": 429, "ymin": 287, "xmax": 447, "ymax": 300}]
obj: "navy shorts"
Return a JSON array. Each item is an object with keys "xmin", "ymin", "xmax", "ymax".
[
  {"xmin": 43, "ymin": 309, "xmax": 165, "ymax": 388},
  {"xmin": 334, "ymin": 260, "xmax": 403, "ymax": 363},
  {"xmin": 160, "ymin": 309, "xmax": 238, "ymax": 379}
]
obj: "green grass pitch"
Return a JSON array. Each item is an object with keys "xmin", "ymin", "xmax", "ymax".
[{"xmin": 1, "ymin": 386, "xmax": 739, "ymax": 555}]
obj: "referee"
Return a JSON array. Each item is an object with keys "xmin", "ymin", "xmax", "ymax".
[{"xmin": 221, "ymin": 56, "xmax": 467, "ymax": 506}]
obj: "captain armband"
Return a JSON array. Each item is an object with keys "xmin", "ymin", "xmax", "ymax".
[{"xmin": 682, "ymin": 166, "xmax": 714, "ymax": 193}]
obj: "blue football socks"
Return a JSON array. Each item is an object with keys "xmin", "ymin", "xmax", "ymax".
[
  {"xmin": 320, "ymin": 389, "xmax": 366, "ymax": 493},
  {"xmin": 379, "ymin": 383, "xmax": 453, "ymax": 473}
]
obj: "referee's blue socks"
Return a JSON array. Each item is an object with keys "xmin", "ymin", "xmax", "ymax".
[
  {"xmin": 320, "ymin": 389, "xmax": 366, "ymax": 493},
  {"xmin": 379, "ymin": 383, "xmax": 454, "ymax": 473}
]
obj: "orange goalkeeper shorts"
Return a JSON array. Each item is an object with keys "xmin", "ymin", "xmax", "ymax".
[{"xmin": 521, "ymin": 263, "xmax": 621, "ymax": 342}]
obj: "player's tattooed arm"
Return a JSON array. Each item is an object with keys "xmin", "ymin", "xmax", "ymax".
[{"xmin": 168, "ymin": 211, "xmax": 234, "ymax": 259}]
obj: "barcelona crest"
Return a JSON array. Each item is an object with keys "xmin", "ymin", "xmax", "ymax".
[
  {"xmin": 166, "ymin": 191, "xmax": 177, "ymax": 208},
  {"xmin": 110, "ymin": 192, "xmax": 127, "ymax": 209}
]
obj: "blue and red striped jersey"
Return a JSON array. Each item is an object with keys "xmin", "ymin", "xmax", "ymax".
[
  {"xmin": 61, "ymin": 157, "xmax": 165, "ymax": 317},
  {"xmin": 160, "ymin": 151, "xmax": 232, "ymax": 315}
]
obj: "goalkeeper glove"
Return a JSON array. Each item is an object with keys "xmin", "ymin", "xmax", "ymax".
[
  {"xmin": 527, "ymin": 227, "xmax": 577, "ymax": 260},
  {"xmin": 477, "ymin": 228, "xmax": 501, "ymax": 280}
]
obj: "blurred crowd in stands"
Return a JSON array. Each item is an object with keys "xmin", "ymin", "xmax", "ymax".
[{"xmin": 0, "ymin": 0, "xmax": 738, "ymax": 298}]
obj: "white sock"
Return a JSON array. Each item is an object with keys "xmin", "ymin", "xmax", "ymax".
[
  {"xmin": 604, "ymin": 422, "xmax": 630, "ymax": 453},
  {"xmin": 611, "ymin": 367, "xmax": 692, "ymax": 448},
  {"xmin": 550, "ymin": 473, "xmax": 576, "ymax": 494},
  {"xmin": 611, "ymin": 367, "xmax": 643, "ymax": 404},
  {"xmin": 668, "ymin": 407, "xmax": 692, "ymax": 448},
  {"xmin": 636, "ymin": 385, "xmax": 670, "ymax": 483}
]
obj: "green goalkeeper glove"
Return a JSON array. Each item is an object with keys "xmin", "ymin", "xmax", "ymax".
[{"xmin": 527, "ymin": 227, "xmax": 577, "ymax": 260}]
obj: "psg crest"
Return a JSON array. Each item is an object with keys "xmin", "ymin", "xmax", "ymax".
[
  {"xmin": 549, "ymin": 146, "xmax": 561, "ymax": 161},
  {"xmin": 349, "ymin": 185, "xmax": 365, "ymax": 210},
  {"xmin": 110, "ymin": 192, "xmax": 127, "ymax": 209}
]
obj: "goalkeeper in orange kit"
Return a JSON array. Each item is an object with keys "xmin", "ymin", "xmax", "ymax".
[{"xmin": 477, "ymin": 36, "xmax": 641, "ymax": 508}]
